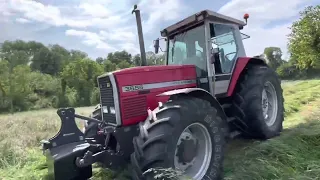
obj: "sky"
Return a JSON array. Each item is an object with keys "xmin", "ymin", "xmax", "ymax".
[{"xmin": 0, "ymin": 0, "xmax": 318, "ymax": 60}]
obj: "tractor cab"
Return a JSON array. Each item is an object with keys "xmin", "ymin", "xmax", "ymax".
[{"xmin": 154, "ymin": 10, "xmax": 250, "ymax": 94}]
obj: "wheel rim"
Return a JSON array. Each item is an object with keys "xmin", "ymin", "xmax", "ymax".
[
  {"xmin": 262, "ymin": 81, "xmax": 278, "ymax": 126},
  {"xmin": 174, "ymin": 123, "xmax": 212, "ymax": 180}
]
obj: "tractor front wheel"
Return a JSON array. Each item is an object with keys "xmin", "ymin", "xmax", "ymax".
[{"xmin": 131, "ymin": 96, "xmax": 228, "ymax": 180}]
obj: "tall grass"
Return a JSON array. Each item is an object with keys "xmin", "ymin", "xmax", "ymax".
[{"xmin": 0, "ymin": 107, "xmax": 93, "ymax": 179}]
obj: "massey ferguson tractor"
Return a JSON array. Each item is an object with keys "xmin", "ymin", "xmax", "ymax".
[{"xmin": 42, "ymin": 5, "xmax": 284, "ymax": 180}]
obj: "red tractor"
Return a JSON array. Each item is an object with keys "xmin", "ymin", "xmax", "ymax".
[{"xmin": 42, "ymin": 5, "xmax": 284, "ymax": 180}]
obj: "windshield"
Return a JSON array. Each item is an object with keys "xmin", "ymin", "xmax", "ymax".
[
  {"xmin": 167, "ymin": 25, "xmax": 207, "ymax": 77},
  {"xmin": 212, "ymin": 32, "xmax": 235, "ymax": 46}
]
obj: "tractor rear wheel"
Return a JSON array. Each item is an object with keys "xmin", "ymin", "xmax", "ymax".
[
  {"xmin": 131, "ymin": 96, "xmax": 228, "ymax": 180},
  {"xmin": 231, "ymin": 64, "xmax": 284, "ymax": 139}
]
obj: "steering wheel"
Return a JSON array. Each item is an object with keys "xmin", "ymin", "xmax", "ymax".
[
  {"xmin": 221, "ymin": 52, "xmax": 237, "ymax": 73},
  {"xmin": 224, "ymin": 52, "xmax": 237, "ymax": 61}
]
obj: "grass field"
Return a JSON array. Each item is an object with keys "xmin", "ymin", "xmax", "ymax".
[{"xmin": 0, "ymin": 79, "xmax": 320, "ymax": 180}]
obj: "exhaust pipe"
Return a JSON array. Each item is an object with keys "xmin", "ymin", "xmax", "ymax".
[{"xmin": 132, "ymin": 5, "xmax": 147, "ymax": 66}]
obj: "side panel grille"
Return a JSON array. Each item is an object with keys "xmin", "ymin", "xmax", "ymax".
[
  {"xmin": 122, "ymin": 96, "xmax": 147, "ymax": 119},
  {"xmin": 98, "ymin": 76, "xmax": 117, "ymax": 125}
]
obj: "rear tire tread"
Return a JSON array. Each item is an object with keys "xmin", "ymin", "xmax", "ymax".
[{"xmin": 230, "ymin": 64, "xmax": 284, "ymax": 139}]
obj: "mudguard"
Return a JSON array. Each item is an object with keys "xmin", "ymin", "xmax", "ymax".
[
  {"xmin": 42, "ymin": 108, "xmax": 92, "ymax": 180},
  {"xmin": 157, "ymin": 87, "xmax": 227, "ymax": 121}
]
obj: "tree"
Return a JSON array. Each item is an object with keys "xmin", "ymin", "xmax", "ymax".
[
  {"xmin": 61, "ymin": 59, "xmax": 103, "ymax": 106},
  {"xmin": 50, "ymin": 44, "xmax": 72, "ymax": 67},
  {"xmin": 0, "ymin": 60, "xmax": 10, "ymax": 111},
  {"xmin": 157, "ymin": 53, "xmax": 166, "ymax": 65},
  {"xmin": 0, "ymin": 40, "xmax": 31, "ymax": 67},
  {"xmin": 288, "ymin": 5, "xmax": 320, "ymax": 71},
  {"xmin": 69, "ymin": 50, "xmax": 88, "ymax": 61},
  {"xmin": 103, "ymin": 60, "xmax": 117, "ymax": 72},
  {"xmin": 96, "ymin": 57, "xmax": 104, "ymax": 64},
  {"xmin": 117, "ymin": 60, "xmax": 132, "ymax": 69},
  {"xmin": 107, "ymin": 50, "xmax": 132, "ymax": 64},
  {"xmin": 263, "ymin": 47, "xmax": 283, "ymax": 70},
  {"xmin": 31, "ymin": 47, "xmax": 62, "ymax": 75},
  {"xmin": 27, "ymin": 41, "xmax": 46, "ymax": 55},
  {"xmin": 0, "ymin": 40, "xmax": 47, "ymax": 65},
  {"xmin": 1, "ymin": 40, "xmax": 28, "ymax": 53},
  {"xmin": 0, "ymin": 61, "xmax": 33, "ymax": 112},
  {"xmin": 145, "ymin": 51, "xmax": 166, "ymax": 65},
  {"xmin": 132, "ymin": 54, "xmax": 141, "ymax": 66},
  {"xmin": 276, "ymin": 61, "xmax": 298, "ymax": 80}
]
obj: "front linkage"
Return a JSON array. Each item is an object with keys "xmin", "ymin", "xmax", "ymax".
[{"xmin": 42, "ymin": 108, "xmax": 138, "ymax": 180}]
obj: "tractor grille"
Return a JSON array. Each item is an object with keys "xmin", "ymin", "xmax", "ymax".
[
  {"xmin": 122, "ymin": 96, "xmax": 147, "ymax": 119},
  {"xmin": 98, "ymin": 75, "xmax": 117, "ymax": 125}
]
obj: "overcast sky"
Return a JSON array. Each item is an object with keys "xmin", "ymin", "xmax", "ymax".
[{"xmin": 0, "ymin": 0, "xmax": 318, "ymax": 59}]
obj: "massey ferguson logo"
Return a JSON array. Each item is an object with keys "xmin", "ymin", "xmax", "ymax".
[
  {"xmin": 122, "ymin": 80, "xmax": 196, "ymax": 92},
  {"xmin": 122, "ymin": 85, "xmax": 144, "ymax": 92}
]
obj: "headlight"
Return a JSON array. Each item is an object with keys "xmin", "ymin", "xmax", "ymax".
[
  {"xmin": 110, "ymin": 107, "xmax": 115, "ymax": 114},
  {"xmin": 102, "ymin": 106, "xmax": 108, "ymax": 113}
]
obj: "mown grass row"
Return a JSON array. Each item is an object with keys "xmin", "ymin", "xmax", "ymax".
[
  {"xmin": 224, "ymin": 109, "xmax": 320, "ymax": 179},
  {"xmin": 224, "ymin": 80, "xmax": 320, "ymax": 180},
  {"xmin": 282, "ymin": 80, "xmax": 320, "ymax": 117}
]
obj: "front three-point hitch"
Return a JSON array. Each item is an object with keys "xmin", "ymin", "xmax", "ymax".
[{"xmin": 41, "ymin": 108, "xmax": 137, "ymax": 180}]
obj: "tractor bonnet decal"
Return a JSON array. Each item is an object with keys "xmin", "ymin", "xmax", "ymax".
[{"xmin": 122, "ymin": 79, "xmax": 197, "ymax": 92}]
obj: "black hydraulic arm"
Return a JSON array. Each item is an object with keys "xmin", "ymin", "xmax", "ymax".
[{"xmin": 74, "ymin": 113, "xmax": 102, "ymax": 124}]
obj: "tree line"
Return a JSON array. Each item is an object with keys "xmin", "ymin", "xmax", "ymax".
[
  {"xmin": 0, "ymin": 5, "xmax": 319, "ymax": 113},
  {"xmin": 0, "ymin": 40, "xmax": 165, "ymax": 113},
  {"xmin": 260, "ymin": 5, "xmax": 320, "ymax": 79}
]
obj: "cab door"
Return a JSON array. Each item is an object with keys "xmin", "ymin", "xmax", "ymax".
[{"xmin": 208, "ymin": 22, "xmax": 246, "ymax": 96}]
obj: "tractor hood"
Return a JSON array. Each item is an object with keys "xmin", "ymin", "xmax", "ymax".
[
  {"xmin": 113, "ymin": 64, "xmax": 195, "ymax": 76},
  {"xmin": 97, "ymin": 65, "xmax": 197, "ymax": 126},
  {"xmin": 112, "ymin": 65, "xmax": 197, "ymax": 98}
]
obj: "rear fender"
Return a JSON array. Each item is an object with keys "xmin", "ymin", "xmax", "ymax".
[
  {"xmin": 157, "ymin": 88, "xmax": 227, "ymax": 120},
  {"xmin": 227, "ymin": 57, "xmax": 267, "ymax": 96}
]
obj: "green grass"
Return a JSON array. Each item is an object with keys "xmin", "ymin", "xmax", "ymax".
[
  {"xmin": 0, "ymin": 107, "xmax": 93, "ymax": 180},
  {"xmin": 0, "ymin": 80, "xmax": 319, "ymax": 180},
  {"xmin": 224, "ymin": 79, "xmax": 320, "ymax": 180}
]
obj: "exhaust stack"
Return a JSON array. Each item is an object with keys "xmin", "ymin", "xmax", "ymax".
[{"xmin": 132, "ymin": 5, "xmax": 147, "ymax": 66}]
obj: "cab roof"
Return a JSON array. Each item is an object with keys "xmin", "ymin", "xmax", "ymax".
[{"xmin": 161, "ymin": 10, "xmax": 246, "ymax": 37}]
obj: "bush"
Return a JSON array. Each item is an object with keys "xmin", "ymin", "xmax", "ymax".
[
  {"xmin": 276, "ymin": 62, "xmax": 298, "ymax": 80},
  {"xmin": 90, "ymin": 87, "xmax": 100, "ymax": 105},
  {"xmin": 0, "ymin": 97, "xmax": 11, "ymax": 113},
  {"xmin": 66, "ymin": 87, "xmax": 78, "ymax": 107},
  {"xmin": 28, "ymin": 71, "xmax": 61, "ymax": 97},
  {"xmin": 32, "ymin": 98, "xmax": 53, "ymax": 110}
]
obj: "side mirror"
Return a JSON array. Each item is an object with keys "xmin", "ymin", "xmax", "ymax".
[{"xmin": 154, "ymin": 38, "xmax": 160, "ymax": 54}]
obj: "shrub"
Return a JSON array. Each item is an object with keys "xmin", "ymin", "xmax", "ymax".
[
  {"xmin": 90, "ymin": 87, "xmax": 100, "ymax": 105},
  {"xmin": 276, "ymin": 62, "xmax": 298, "ymax": 80}
]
